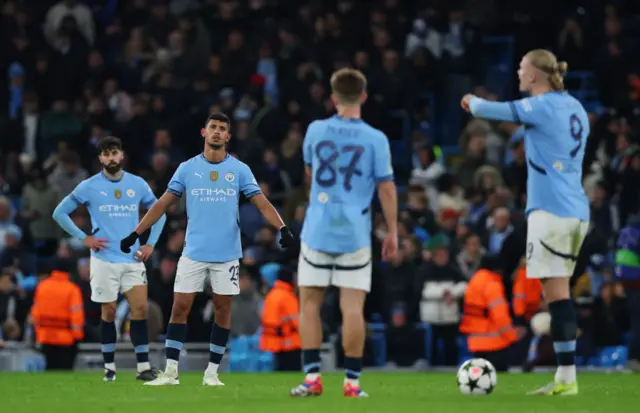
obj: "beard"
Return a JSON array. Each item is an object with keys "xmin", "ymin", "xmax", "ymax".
[
  {"xmin": 103, "ymin": 162, "xmax": 122, "ymax": 175},
  {"xmin": 207, "ymin": 136, "xmax": 225, "ymax": 150}
]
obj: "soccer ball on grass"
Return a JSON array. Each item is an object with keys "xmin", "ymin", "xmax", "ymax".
[{"xmin": 456, "ymin": 358, "xmax": 497, "ymax": 395}]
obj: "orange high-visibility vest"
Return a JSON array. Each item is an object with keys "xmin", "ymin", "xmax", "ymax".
[
  {"xmin": 260, "ymin": 281, "xmax": 301, "ymax": 352},
  {"xmin": 460, "ymin": 269, "xmax": 517, "ymax": 352},
  {"xmin": 32, "ymin": 271, "xmax": 84, "ymax": 346},
  {"xmin": 512, "ymin": 266, "xmax": 542, "ymax": 324}
]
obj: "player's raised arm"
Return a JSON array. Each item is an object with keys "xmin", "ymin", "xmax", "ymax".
[
  {"xmin": 374, "ymin": 136, "xmax": 398, "ymax": 261},
  {"xmin": 462, "ymin": 94, "xmax": 547, "ymax": 126},
  {"xmin": 52, "ymin": 183, "xmax": 108, "ymax": 252}
]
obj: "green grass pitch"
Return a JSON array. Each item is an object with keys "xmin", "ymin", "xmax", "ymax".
[{"xmin": 1, "ymin": 372, "xmax": 638, "ymax": 412}]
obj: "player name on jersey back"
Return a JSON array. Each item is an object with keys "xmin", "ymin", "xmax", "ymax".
[{"xmin": 301, "ymin": 116, "xmax": 394, "ymax": 254}]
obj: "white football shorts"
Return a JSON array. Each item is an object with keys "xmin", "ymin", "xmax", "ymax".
[
  {"xmin": 526, "ymin": 209, "xmax": 589, "ymax": 279},
  {"xmin": 174, "ymin": 255, "xmax": 240, "ymax": 295},
  {"xmin": 297, "ymin": 242, "xmax": 372, "ymax": 292},
  {"xmin": 89, "ymin": 256, "xmax": 147, "ymax": 303}
]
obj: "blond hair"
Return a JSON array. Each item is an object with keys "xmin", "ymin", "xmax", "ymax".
[
  {"xmin": 525, "ymin": 49, "xmax": 568, "ymax": 91},
  {"xmin": 330, "ymin": 68, "xmax": 367, "ymax": 105}
]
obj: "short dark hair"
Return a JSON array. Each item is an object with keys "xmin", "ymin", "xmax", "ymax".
[
  {"xmin": 97, "ymin": 136, "xmax": 123, "ymax": 153},
  {"xmin": 205, "ymin": 112, "xmax": 231, "ymax": 130}
]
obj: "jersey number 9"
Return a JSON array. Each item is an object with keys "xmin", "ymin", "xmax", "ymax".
[
  {"xmin": 314, "ymin": 140, "xmax": 364, "ymax": 191},
  {"xmin": 569, "ymin": 114, "xmax": 583, "ymax": 158}
]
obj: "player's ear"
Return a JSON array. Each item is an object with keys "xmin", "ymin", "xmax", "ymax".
[
  {"xmin": 361, "ymin": 92, "xmax": 368, "ymax": 104},
  {"xmin": 330, "ymin": 94, "xmax": 338, "ymax": 106},
  {"xmin": 226, "ymin": 133, "xmax": 232, "ymax": 142},
  {"xmin": 200, "ymin": 128, "xmax": 205, "ymax": 137}
]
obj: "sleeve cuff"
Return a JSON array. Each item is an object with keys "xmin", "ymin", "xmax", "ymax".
[
  {"xmin": 70, "ymin": 194, "xmax": 83, "ymax": 205},
  {"xmin": 167, "ymin": 188, "xmax": 183, "ymax": 197},
  {"xmin": 245, "ymin": 190, "xmax": 262, "ymax": 199},
  {"xmin": 376, "ymin": 174, "xmax": 394, "ymax": 183}
]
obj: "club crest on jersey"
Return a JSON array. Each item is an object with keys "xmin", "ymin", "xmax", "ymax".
[
  {"xmin": 127, "ymin": 189, "xmax": 135, "ymax": 198},
  {"xmin": 210, "ymin": 171, "xmax": 219, "ymax": 182},
  {"xmin": 225, "ymin": 173, "xmax": 235, "ymax": 182},
  {"xmin": 114, "ymin": 189, "xmax": 122, "ymax": 199}
]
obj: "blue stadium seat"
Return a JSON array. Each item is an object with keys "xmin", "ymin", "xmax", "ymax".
[
  {"xmin": 598, "ymin": 346, "xmax": 628, "ymax": 368},
  {"xmin": 258, "ymin": 351, "xmax": 274, "ymax": 372},
  {"xmin": 227, "ymin": 334, "xmax": 276, "ymax": 373},
  {"xmin": 227, "ymin": 336, "xmax": 249, "ymax": 372}
]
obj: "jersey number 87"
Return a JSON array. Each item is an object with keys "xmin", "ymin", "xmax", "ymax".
[{"xmin": 314, "ymin": 140, "xmax": 364, "ymax": 192}]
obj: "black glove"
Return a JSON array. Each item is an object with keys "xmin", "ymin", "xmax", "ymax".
[
  {"xmin": 279, "ymin": 226, "xmax": 295, "ymax": 249},
  {"xmin": 120, "ymin": 231, "xmax": 139, "ymax": 253}
]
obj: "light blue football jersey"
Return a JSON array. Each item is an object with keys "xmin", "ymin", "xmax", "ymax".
[
  {"xmin": 62, "ymin": 171, "xmax": 163, "ymax": 263},
  {"xmin": 301, "ymin": 115, "xmax": 394, "ymax": 254},
  {"xmin": 470, "ymin": 91, "xmax": 590, "ymax": 221},
  {"xmin": 167, "ymin": 153, "xmax": 261, "ymax": 262}
]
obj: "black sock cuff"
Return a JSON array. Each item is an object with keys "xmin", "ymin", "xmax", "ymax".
[
  {"xmin": 549, "ymin": 299, "xmax": 577, "ymax": 342},
  {"xmin": 166, "ymin": 323, "xmax": 187, "ymax": 341},
  {"xmin": 303, "ymin": 349, "xmax": 321, "ymax": 373},
  {"xmin": 100, "ymin": 320, "xmax": 117, "ymax": 343},
  {"xmin": 210, "ymin": 323, "xmax": 230, "ymax": 346}
]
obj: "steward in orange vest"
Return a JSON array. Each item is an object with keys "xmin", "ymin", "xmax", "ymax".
[
  {"xmin": 32, "ymin": 270, "xmax": 84, "ymax": 370},
  {"xmin": 460, "ymin": 255, "xmax": 519, "ymax": 371},
  {"xmin": 512, "ymin": 265, "xmax": 542, "ymax": 326},
  {"xmin": 260, "ymin": 267, "xmax": 301, "ymax": 371}
]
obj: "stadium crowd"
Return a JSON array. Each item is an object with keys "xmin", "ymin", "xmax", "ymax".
[{"xmin": 0, "ymin": 0, "xmax": 639, "ymax": 370}]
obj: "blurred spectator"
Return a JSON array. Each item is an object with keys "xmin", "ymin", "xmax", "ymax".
[
  {"xmin": 482, "ymin": 207, "xmax": 513, "ymax": 257},
  {"xmin": 409, "ymin": 146, "xmax": 445, "ymax": 213},
  {"xmin": 455, "ymin": 232, "xmax": 485, "ymax": 280},
  {"xmin": 44, "ymin": 0, "xmax": 95, "ymax": 47},
  {"xmin": 0, "ymin": 270, "xmax": 23, "ymax": 346},
  {"xmin": 47, "ymin": 152, "xmax": 88, "ymax": 198},
  {"xmin": 592, "ymin": 282, "xmax": 629, "ymax": 348},
  {"xmin": 415, "ymin": 234, "xmax": 467, "ymax": 366},
  {"xmin": 0, "ymin": 224, "xmax": 37, "ymax": 290},
  {"xmin": 20, "ymin": 169, "xmax": 60, "ymax": 257},
  {"xmin": 230, "ymin": 268, "xmax": 262, "ymax": 338}
]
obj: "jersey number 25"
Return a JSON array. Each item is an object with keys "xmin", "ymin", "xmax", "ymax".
[{"xmin": 314, "ymin": 140, "xmax": 364, "ymax": 191}]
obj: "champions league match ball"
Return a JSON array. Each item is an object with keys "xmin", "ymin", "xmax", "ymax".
[{"xmin": 456, "ymin": 358, "xmax": 498, "ymax": 395}]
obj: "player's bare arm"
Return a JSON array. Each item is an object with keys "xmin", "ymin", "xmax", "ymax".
[
  {"xmin": 377, "ymin": 180, "xmax": 398, "ymax": 261},
  {"xmin": 250, "ymin": 193, "xmax": 285, "ymax": 229},
  {"xmin": 120, "ymin": 191, "xmax": 177, "ymax": 253},
  {"xmin": 135, "ymin": 191, "xmax": 177, "ymax": 235},
  {"xmin": 250, "ymin": 193, "xmax": 295, "ymax": 248}
]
